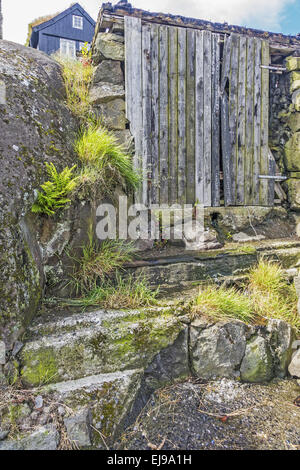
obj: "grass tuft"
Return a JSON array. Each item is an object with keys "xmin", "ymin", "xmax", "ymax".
[
  {"xmin": 191, "ymin": 259, "xmax": 300, "ymax": 333},
  {"xmin": 68, "ymin": 234, "xmax": 135, "ymax": 294},
  {"xmin": 65, "ymin": 274, "xmax": 159, "ymax": 310},
  {"xmin": 192, "ymin": 285, "xmax": 254, "ymax": 324},
  {"xmin": 74, "ymin": 123, "xmax": 140, "ymax": 195},
  {"xmin": 248, "ymin": 259, "xmax": 300, "ymax": 332}
]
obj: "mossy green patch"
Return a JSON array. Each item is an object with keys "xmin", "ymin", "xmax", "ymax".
[{"xmin": 21, "ymin": 348, "xmax": 58, "ymax": 387}]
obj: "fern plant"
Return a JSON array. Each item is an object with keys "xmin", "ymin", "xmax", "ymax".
[{"xmin": 32, "ymin": 162, "xmax": 78, "ymax": 216}]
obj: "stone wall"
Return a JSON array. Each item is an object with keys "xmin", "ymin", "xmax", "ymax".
[{"xmin": 90, "ymin": 27, "xmax": 133, "ymax": 153}]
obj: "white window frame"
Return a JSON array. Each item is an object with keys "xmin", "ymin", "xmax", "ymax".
[
  {"xmin": 60, "ymin": 39, "xmax": 76, "ymax": 59},
  {"xmin": 73, "ymin": 15, "xmax": 83, "ymax": 30}
]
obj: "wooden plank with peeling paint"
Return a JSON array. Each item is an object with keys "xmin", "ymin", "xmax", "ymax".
[
  {"xmin": 245, "ymin": 37, "xmax": 255, "ymax": 205},
  {"xmin": 253, "ymin": 38, "xmax": 262, "ymax": 206},
  {"xmin": 125, "ymin": 17, "xmax": 143, "ymax": 203},
  {"xmin": 236, "ymin": 36, "xmax": 247, "ymax": 205},
  {"xmin": 260, "ymin": 40, "xmax": 270, "ymax": 206},
  {"xmin": 186, "ymin": 29, "xmax": 196, "ymax": 205},
  {"xmin": 142, "ymin": 23, "xmax": 152, "ymax": 206},
  {"xmin": 150, "ymin": 24, "xmax": 159, "ymax": 204},
  {"xmin": 159, "ymin": 25, "xmax": 169, "ymax": 205},
  {"xmin": 168, "ymin": 26, "xmax": 178, "ymax": 204},
  {"xmin": 177, "ymin": 27, "xmax": 187, "ymax": 205},
  {"xmin": 195, "ymin": 30, "xmax": 204, "ymax": 205},
  {"xmin": 211, "ymin": 33, "xmax": 221, "ymax": 207}
]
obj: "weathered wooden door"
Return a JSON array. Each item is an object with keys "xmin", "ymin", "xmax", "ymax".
[
  {"xmin": 221, "ymin": 33, "xmax": 274, "ymax": 206},
  {"xmin": 125, "ymin": 17, "xmax": 274, "ymax": 207}
]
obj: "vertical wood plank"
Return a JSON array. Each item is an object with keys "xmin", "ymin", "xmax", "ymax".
[
  {"xmin": 150, "ymin": 25, "xmax": 159, "ymax": 204},
  {"xmin": 142, "ymin": 23, "xmax": 152, "ymax": 206},
  {"xmin": 159, "ymin": 25, "xmax": 169, "ymax": 205},
  {"xmin": 229, "ymin": 33, "xmax": 239, "ymax": 205},
  {"xmin": 125, "ymin": 17, "xmax": 143, "ymax": 203},
  {"xmin": 253, "ymin": 38, "xmax": 262, "ymax": 206},
  {"xmin": 211, "ymin": 33, "xmax": 220, "ymax": 207},
  {"xmin": 245, "ymin": 37, "xmax": 255, "ymax": 205},
  {"xmin": 195, "ymin": 31, "xmax": 204, "ymax": 205},
  {"xmin": 260, "ymin": 40, "xmax": 270, "ymax": 205},
  {"xmin": 186, "ymin": 29, "xmax": 196, "ymax": 205},
  {"xmin": 177, "ymin": 27, "xmax": 187, "ymax": 205},
  {"xmin": 203, "ymin": 30, "xmax": 212, "ymax": 207},
  {"xmin": 236, "ymin": 36, "xmax": 246, "ymax": 205},
  {"xmin": 221, "ymin": 34, "xmax": 234, "ymax": 206},
  {"xmin": 168, "ymin": 26, "xmax": 178, "ymax": 204}
]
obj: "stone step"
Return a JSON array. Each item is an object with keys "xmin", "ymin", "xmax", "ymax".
[
  {"xmin": 125, "ymin": 239, "xmax": 300, "ymax": 286},
  {"xmin": 20, "ymin": 307, "xmax": 183, "ymax": 387},
  {"xmin": 46, "ymin": 369, "xmax": 143, "ymax": 447}
]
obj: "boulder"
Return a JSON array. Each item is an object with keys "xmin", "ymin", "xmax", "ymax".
[
  {"xmin": 288, "ymin": 349, "xmax": 300, "ymax": 378},
  {"xmin": 93, "ymin": 60, "xmax": 124, "ymax": 85},
  {"xmin": 94, "ymin": 33, "xmax": 125, "ymax": 61},
  {"xmin": 240, "ymin": 336, "xmax": 274, "ymax": 383},
  {"xmin": 0, "ymin": 41, "xmax": 78, "ymax": 344}
]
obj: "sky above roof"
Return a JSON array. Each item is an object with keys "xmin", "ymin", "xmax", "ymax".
[{"xmin": 2, "ymin": 0, "xmax": 300, "ymax": 45}]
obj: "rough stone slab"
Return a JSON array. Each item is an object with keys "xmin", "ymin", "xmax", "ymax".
[
  {"xmin": 64, "ymin": 408, "xmax": 92, "ymax": 448},
  {"xmin": 190, "ymin": 321, "xmax": 249, "ymax": 379},
  {"xmin": 286, "ymin": 56, "xmax": 300, "ymax": 71},
  {"xmin": 93, "ymin": 60, "xmax": 124, "ymax": 85},
  {"xmin": 20, "ymin": 308, "xmax": 183, "ymax": 385},
  {"xmin": 46, "ymin": 370, "xmax": 143, "ymax": 446},
  {"xmin": 0, "ymin": 341, "xmax": 5, "ymax": 365},
  {"xmin": 89, "ymin": 83, "xmax": 125, "ymax": 104},
  {"xmin": 267, "ymin": 319, "xmax": 295, "ymax": 378},
  {"xmin": 289, "ymin": 349, "xmax": 300, "ymax": 378},
  {"xmin": 95, "ymin": 33, "xmax": 125, "ymax": 61},
  {"xmin": 94, "ymin": 98, "xmax": 126, "ymax": 130},
  {"xmin": 0, "ymin": 425, "xmax": 59, "ymax": 451},
  {"xmin": 240, "ymin": 336, "xmax": 274, "ymax": 383}
]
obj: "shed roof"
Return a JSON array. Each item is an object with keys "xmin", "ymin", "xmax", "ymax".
[{"xmin": 95, "ymin": 1, "xmax": 300, "ymax": 54}]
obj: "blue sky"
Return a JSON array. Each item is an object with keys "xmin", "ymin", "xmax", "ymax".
[
  {"xmin": 2, "ymin": 0, "xmax": 300, "ymax": 45},
  {"xmin": 280, "ymin": 1, "xmax": 300, "ymax": 34}
]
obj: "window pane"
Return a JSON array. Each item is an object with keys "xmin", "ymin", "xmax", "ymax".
[{"xmin": 73, "ymin": 15, "xmax": 83, "ymax": 29}]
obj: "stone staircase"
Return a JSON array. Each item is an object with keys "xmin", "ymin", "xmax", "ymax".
[{"xmin": 125, "ymin": 239, "xmax": 300, "ymax": 290}]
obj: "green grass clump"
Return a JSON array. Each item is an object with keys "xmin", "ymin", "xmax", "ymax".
[
  {"xmin": 74, "ymin": 124, "xmax": 140, "ymax": 195},
  {"xmin": 54, "ymin": 55, "xmax": 93, "ymax": 118},
  {"xmin": 32, "ymin": 162, "xmax": 78, "ymax": 216},
  {"xmin": 192, "ymin": 285, "xmax": 254, "ymax": 324},
  {"xmin": 191, "ymin": 260, "xmax": 300, "ymax": 333},
  {"xmin": 248, "ymin": 259, "xmax": 300, "ymax": 332},
  {"xmin": 65, "ymin": 275, "xmax": 158, "ymax": 310},
  {"xmin": 68, "ymin": 235, "xmax": 135, "ymax": 294}
]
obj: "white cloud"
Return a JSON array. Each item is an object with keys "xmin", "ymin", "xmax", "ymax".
[
  {"xmin": 2, "ymin": 0, "xmax": 296, "ymax": 45},
  {"xmin": 132, "ymin": 0, "xmax": 295, "ymax": 30}
]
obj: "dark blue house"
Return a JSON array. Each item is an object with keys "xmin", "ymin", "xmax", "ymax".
[{"xmin": 27, "ymin": 3, "xmax": 96, "ymax": 57}]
